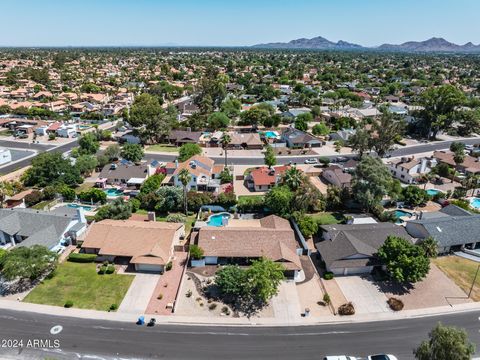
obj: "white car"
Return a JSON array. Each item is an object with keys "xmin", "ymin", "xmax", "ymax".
[
  {"xmin": 304, "ymin": 158, "xmax": 318, "ymax": 164},
  {"xmin": 324, "ymin": 356, "xmax": 358, "ymax": 360},
  {"xmin": 367, "ymin": 355, "xmax": 398, "ymax": 360}
]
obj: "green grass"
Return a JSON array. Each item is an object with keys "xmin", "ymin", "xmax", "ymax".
[
  {"xmin": 434, "ymin": 256, "xmax": 480, "ymax": 301},
  {"xmin": 308, "ymin": 212, "xmax": 345, "ymax": 225},
  {"xmin": 0, "ymin": 130, "xmax": 13, "ymax": 137},
  {"xmin": 75, "ymin": 182, "xmax": 94, "ymax": 194},
  {"xmin": 238, "ymin": 195, "xmax": 264, "ymax": 204},
  {"xmin": 146, "ymin": 144, "xmax": 179, "ymax": 153},
  {"xmin": 31, "ymin": 200, "xmax": 55, "ymax": 210},
  {"xmin": 24, "ymin": 262, "xmax": 134, "ymax": 311}
]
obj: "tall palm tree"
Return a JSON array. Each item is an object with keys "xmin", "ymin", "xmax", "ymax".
[
  {"xmin": 178, "ymin": 169, "xmax": 191, "ymax": 215},
  {"xmin": 282, "ymin": 167, "xmax": 305, "ymax": 191},
  {"xmin": 462, "ymin": 173, "xmax": 480, "ymax": 197},
  {"xmin": 220, "ymin": 134, "xmax": 231, "ymax": 167},
  {"xmin": 450, "ymin": 142, "xmax": 466, "ymax": 183}
]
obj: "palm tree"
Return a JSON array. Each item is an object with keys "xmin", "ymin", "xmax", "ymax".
[
  {"xmin": 220, "ymin": 134, "xmax": 231, "ymax": 167},
  {"xmin": 178, "ymin": 169, "xmax": 191, "ymax": 215},
  {"xmin": 462, "ymin": 173, "xmax": 480, "ymax": 197},
  {"xmin": 282, "ymin": 167, "xmax": 305, "ymax": 191},
  {"xmin": 450, "ymin": 142, "xmax": 466, "ymax": 183}
]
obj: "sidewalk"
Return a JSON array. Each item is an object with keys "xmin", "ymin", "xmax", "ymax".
[{"xmin": 4, "ymin": 297, "xmax": 480, "ymax": 327}]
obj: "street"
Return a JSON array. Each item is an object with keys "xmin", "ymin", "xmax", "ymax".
[{"xmin": 0, "ymin": 308, "xmax": 479, "ymax": 359}]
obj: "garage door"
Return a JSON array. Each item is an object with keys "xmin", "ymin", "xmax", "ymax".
[{"xmin": 135, "ymin": 263, "xmax": 163, "ymax": 273}]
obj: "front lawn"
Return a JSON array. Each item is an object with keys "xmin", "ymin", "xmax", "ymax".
[
  {"xmin": 146, "ymin": 144, "xmax": 179, "ymax": 153},
  {"xmin": 238, "ymin": 195, "xmax": 264, "ymax": 204},
  {"xmin": 24, "ymin": 262, "xmax": 134, "ymax": 311},
  {"xmin": 308, "ymin": 212, "xmax": 345, "ymax": 225},
  {"xmin": 434, "ymin": 256, "xmax": 480, "ymax": 301}
]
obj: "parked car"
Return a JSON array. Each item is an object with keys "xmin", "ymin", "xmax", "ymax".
[
  {"xmin": 304, "ymin": 158, "xmax": 318, "ymax": 164},
  {"xmin": 323, "ymin": 356, "xmax": 358, "ymax": 360},
  {"xmin": 15, "ymin": 132, "xmax": 28, "ymax": 139},
  {"xmin": 335, "ymin": 156, "xmax": 349, "ymax": 162},
  {"xmin": 367, "ymin": 354, "xmax": 398, "ymax": 360},
  {"xmin": 147, "ymin": 318, "xmax": 156, "ymax": 327}
]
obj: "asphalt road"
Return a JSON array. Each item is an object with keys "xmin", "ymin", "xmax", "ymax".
[{"xmin": 0, "ymin": 309, "xmax": 479, "ymax": 360}]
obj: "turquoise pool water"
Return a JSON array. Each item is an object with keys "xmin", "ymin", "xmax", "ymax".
[
  {"xmin": 470, "ymin": 198, "xmax": 480, "ymax": 209},
  {"xmin": 103, "ymin": 188, "xmax": 124, "ymax": 196},
  {"xmin": 67, "ymin": 203, "xmax": 93, "ymax": 211},
  {"xmin": 426, "ymin": 189, "xmax": 441, "ymax": 196},
  {"xmin": 207, "ymin": 213, "xmax": 231, "ymax": 227},
  {"xmin": 394, "ymin": 210, "xmax": 413, "ymax": 218},
  {"xmin": 263, "ymin": 131, "xmax": 278, "ymax": 139}
]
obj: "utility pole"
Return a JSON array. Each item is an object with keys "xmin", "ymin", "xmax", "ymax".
[{"xmin": 468, "ymin": 264, "xmax": 480, "ymax": 298}]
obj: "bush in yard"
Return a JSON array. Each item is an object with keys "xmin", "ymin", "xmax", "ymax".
[
  {"xmin": 59, "ymin": 185, "xmax": 76, "ymax": 202},
  {"xmin": 68, "ymin": 253, "xmax": 97, "ymax": 263},
  {"xmin": 221, "ymin": 306, "xmax": 231, "ymax": 315},
  {"xmin": 323, "ymin": 293, "xmax": 331, "ymax": 305},
  {"xmin": 48, "ymin": 133, "xmax": 56, "ymax": 141},
  {"xmin": 98, "ymin": 265, "xmax": 107, "ymax": 274},
  {"xmin": 106, "ymin": 265, "xmax": 115, "ymax": 274},
  {"xmin": 109, "ymin": 304, "xmax": 118, "ymax": 311},
  {"xmin": 64, "ymin": 300, "xmax": 73, "ymax": 308},
  {"xmin": 208, "ymin": 303, "xmax": 217, "ymax": 310},
  {"xmin": 178, "ymin": 143, "xmax": 202, "ymax": 162},
  {"xmin": 166, "ymin": 213, "xmax": 186, "ymax": 223},
  {"xmin": 24, "ymin": 190, "xmax": 43, "ymax": 207},
  {"xmin": 78, "ymin": 188, "xmax": 107, "ymax": 204},
  {"xmin": 387, "ymin": 297, "xmax": 404, "ymax": 311},
  {"xmin": 165, "ymin": 261, "xmax": 173, "ymax": 271},
  {"xmin": 295, "ymin": 213, "xmax": 319, "ymax": 238},
  {"xmin": 323, "ymin": 272, "xmax": 334, "ymax": 280},
  {"xmin": 157, "ymin": 293, "xmax": 163, "ymax": 300},
  {"xmin": 189, "ymin": 244, "xmax": 204, "ymax": 260},
  {"xmin": 338, "ymin": 302, "xmax": 355, "ymax": 316},
  {"xmin": 186, "ymin": 290, "xmax": 192, "ymax": 298}
]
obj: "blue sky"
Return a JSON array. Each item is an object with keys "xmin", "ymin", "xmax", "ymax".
[{"xmin": 1, "ymin": 0, "xmax": 479, "ymax": 47}]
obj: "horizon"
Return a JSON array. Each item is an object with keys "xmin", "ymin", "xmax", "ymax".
[{"xmin": 1, "ymin": 0, "xmax": 479, "ymax": 47}]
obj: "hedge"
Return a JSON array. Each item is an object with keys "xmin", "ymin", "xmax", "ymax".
[{"xmin": 68, "ymin": 253, "xmax": 97, "ymax": 263}]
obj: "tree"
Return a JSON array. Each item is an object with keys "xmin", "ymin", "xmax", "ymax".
[
  {"xmin": 104, "ymin": 144, "xmax": 121, "ymax": 160},
  {"xmin": 96, "ymin": 154, "xmax": 110, "ymax": 170},
  {"xmin": 377, "ymin": 235, "xmax": 430, "ymax": 283},
  {"xmin": 221, "ymin": 134, "xmax": 231, "ymax": 167},
  {"xmin": 282, "ymin": 167, "xmax": 305, "ymax": 191},
  {"xmin": 419, "ymin": 236, "xmax": 438, "ymax": 258},
  {"xmin": 95, "ymin": 198, "xmax": 133, "ymax": 221},
  {"xmin": 178, "ymin": 143, "xmax": 202, "ymax": 162},
  {"xmin": 215, "ymin": 265, "xmax": 246, "ymax": 298},
  {"xmin": 189, "ymin": 244, "xmax": 204, "ymax": 260},
  {"xmin": 155, "ymin": 186, "xmax": 183, "ymax": 213},
  {"xmin": 1, "ymin": 245, "xmax": 57, "ymax": 281},
  {"xmin": 295, "ymin": 213, "xmax": 318, "ymax": 238},
  {"xmin": 207, "ymin": 112, "xmax": 230, "ymax": 130},
  {"xmin": 402, "ymin": 185, "xmax": 429, "ymax": 207},
  {"xmin": 370, "ymin": 111, "xmax": 405, "ymax": 157},
  {"xmin": 351, "ymin": 156, "xmax": 395, "ymax": 211},
  {"xmin": 0, "ymin": 180, "xmax": 23, "ymax": 207},
  {"xmin": 264, "ymin": 145, "xmax": 276, "ymax": 168},
  {"xmin": 450, "ymin": 142, "xmax": 466, "ymax": 183},
  {"xmin": 348, "ymin": 128, "xmax": 371, "ymax": 157},
  {"xmin": 120, "ymin": 143, "xmax": 144, "ymax": 163},
  {"xmin": 128, "ymin": 93, "xmax": 177, "ymax": 144},
  {"xmin": 75, "ymin": 155, "xmax": 97, "ymax": 176},
  {"xmin": 22, "ymin": 152, "xmax": 82, "ymax": 187},
  {"xmin": 78, "ymin": 132, "xmax": 100, "ymax": 155},
  {"xmin": 294, "ymin": 113, "xmax": 312, "ymax": 131},
  {"xmin": 414, "ymin": 323, "xmax": 475, "ymax": 360},
  {"xmin": 220, "ymin": 98, "xmax": 241, "ymax": 118},
  {"xmin": 245, "ymin": 258, "xmax": 285, "ymax": 303},
  {"xmin": 312, "ymin": 122, "xmax": 330, "ymax": 136},
  {"xmin": 140, "ymin": 174, "xmax": 165, "ymax": 194},
  {"xmin": 178, "ymin": 169, "xmax": 191, "ymax": 215},
  {"xmin": 78, "ymin": 188, "xmax": 107, "ymax": 204},
  {"xmin": 264, "ymin": 186, "xmax": 294, "ymax": 217}
]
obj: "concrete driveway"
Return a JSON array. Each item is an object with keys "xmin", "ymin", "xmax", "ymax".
[
  {"xmin": 271, "ymin": 281, "xmax": 302, "ymax": 323},
  {"xmin": 118, "ymin": 273, "xmax": 159, "ymax": 314},
  {"xmin": 335, "ymin": 275, "xmax": 390, "ymax": 314}
]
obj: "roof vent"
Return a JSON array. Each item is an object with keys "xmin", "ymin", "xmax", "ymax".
[
  {"xmin": 436, "ymin": 226, "xmax": 442, "ymax": 233},
  {"xmin": 211, "ymin": 236, "xmax": 215, "ymax": 240},
  {"xmin": 110, "ymin": 163, "xmax": 117, "ymax": 170}
]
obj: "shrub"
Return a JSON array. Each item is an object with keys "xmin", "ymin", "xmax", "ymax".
[
  {"xmin": 338, "ymin": 302, "xmax": 355, "ymax": 316},
  {"xmin": 68, "ymin": 253, "xmax": 97, "ymax": 263},
  {"xmin": 106, "ymin": 265, "xmax": 115, "ymax": 274},
  {"xmin": 387, "ymin": 297, "xmax": 404, "ymax": 311},
  {"xmin": 157, "ymin": 293, "xmax": 163, "ymax": 300},
  {"xmin": 221, "ymin": 306, "xmax": 231, "ymax": 315},
  {"xmin": 186, "ymin": 290, "xmax": 192, "ymax": 298},
  {"xmin": 208, "ymin": 303, "xmax": 217, "ymax": 310},
  {"xmin": 109, "ymin": 303, "xmax": 118, "ymax": 311},
  {"xmin": 166, "ymin": 213, "xmax": 186, "ymax": 223},
  {"xmin": 78, "ymin": 188, "xmax": 107, "ymax": 204},
  {"xmin": 323, "ymin": 272, "xmax": 334, "ymax": 280},
  {"xmin": 64, "ymin": 300, "xmax": 73, "ymax": 308},
  {"xmin": 98, "ymin": 265, "xmax": 107, "ymax": 274},
  {"xmin": 323, "ymin": 293, "xmax": 331, "ymax": 305},
  {"xmin": 25, "ymin": 190, "xmax": 43, "ymax": 207},
  {"xmin": 165, "ymin": 261, "xmax": 173, "ymax": 271},
  {"xmin": 48, "ymin": 133, "xmax": 56, "ymax": 140},
  {"xmin": 189, "ymin": 244, "xmax": 204, "ymax": 260}
]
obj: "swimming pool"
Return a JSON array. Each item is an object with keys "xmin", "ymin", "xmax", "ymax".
[
  {"xmin": 263, "ymin": 131, "xmax": 278, "ymax": 139},
  {"xmin": 470, "ymin": 198, "xmax": 480, "ymax": 209},
  {"xmin": 426, "ymin": 189, "xmax": 442, "ymax": 196},
  {"xmin": 67, "ymin": 203, "xmax": 93, "ymax": 211},
  {"xmin": 103, "ymin": 188, "xmax": 124, "ymax": 197},
  {"xmin": 207, "ymin": 212, "xmax": 231, "ymax": 227},
  {"xmin": 394, "ymin": 210, "xmax": 413, "ymax": 219}
]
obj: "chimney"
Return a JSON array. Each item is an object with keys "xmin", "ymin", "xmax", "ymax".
[{"xmin": 147, "ymin": 212, "xmax": 156, "ymax": 222}]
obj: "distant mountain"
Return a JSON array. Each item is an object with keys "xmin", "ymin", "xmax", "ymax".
[
  {"xmin": 378, "ymin": 37, "xmax": 480, "ymax": 52},
  {"xmin": 252, "ymin": 36, "xmax": 363, "ymax": 50},
  {"xmin": 252, "ymin": 36, "xmax": 480, "ymax": 52}
]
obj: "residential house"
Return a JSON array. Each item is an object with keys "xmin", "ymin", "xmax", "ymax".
[
  {"xmin": 193, "ymin": 215, "xmax": 302, "ymax": 279},
  {"xmin": 97, "ymin": 163, "xmax": 153, "ymax": 188},
  {"xmin": 321, "ymin": 165, "xmax": 352, "ymax": 188},
  {"xmin": 316, "ymin": 222, "xmax": 413, "ymax": 276},
  {"xmin": 433, "ymin": 150, "xmax": 480, "ymax": 175},
  {"xmin": 281, "ymin": 127, "xmax": 322, "ymax": 148},
  {"xmin": 405, "ymin": 205, "xmax": 480, "ymax": 254},
  {"xmin": 246, "ymin": 165, "xmax": 291, "ymax": 191},
  {"xmin": 0, "ymin": 207, "xmax": 87, "ymax": 250},
  {"xmin": 81, "ymin": 219, "xmax": 184, "ymax": 273},
  {"xmin": 5, "ymin": 189, "xmax": 35, "ymax": 208},
  {"xmin": 172, "ymin": 155, "xmax": 223, "ymax": 192},
  {"xmin": 168, "ymin": 130, "xmax": 203, "ymax": 146},
  {"xmin": 388, "ymin": 157, "xmax": 436, "ymax": 184},
  {"xmin": 227, "ymin": 133, "xmax": 264, "ymax": 150}
]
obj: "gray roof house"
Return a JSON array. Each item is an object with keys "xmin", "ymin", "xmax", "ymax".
[
  {"xmin": 405, "ymin": 205, "xmax": 480, "ymax": 254},
  {"xmin": 316, "ymin": 222, "xmax": 413, "ymax": 276},
  {"xmin": 97, "ymin": 163, "xmax": 152, "ymax": 187},
  {"xmin": 0, "ymin": 207, "xmax": 87, "ymax": 251},
  {"xmin": 281, "ymin": 127, "xmax": 322, "ymax": 148}
]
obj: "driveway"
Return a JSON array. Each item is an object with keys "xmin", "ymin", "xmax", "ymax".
[
  {"xmin": 335, "ymin": 275, "xmax": 390, "ymax": 314},
  {"xmin": 118, "ymin": 273, "xmax": 159, "ymax": 314},
  {"xmin": 271, "ymin": 281, "xmax": 302, "ymax": 323}
]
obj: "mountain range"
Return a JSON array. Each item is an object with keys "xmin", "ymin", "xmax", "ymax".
[{"xmin": 252, "ymin": 36, "xmax": 480, "ymax": 52}]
